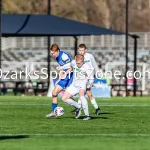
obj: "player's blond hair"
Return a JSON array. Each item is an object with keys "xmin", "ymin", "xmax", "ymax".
[
  {"xmin": 50, "ymin": 43, "xmax": 60, "ymax": 52},
  {"xmin": 75, "ymin": 54, "xmax": 84, "ymax": 61}
]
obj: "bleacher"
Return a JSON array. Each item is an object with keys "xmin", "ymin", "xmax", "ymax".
[{"xmin": 1, "ymin": 32, "xmax": 150, "ymax": 94}]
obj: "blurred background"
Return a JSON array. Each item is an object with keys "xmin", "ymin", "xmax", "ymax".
[{"xmin": 1, "ymin": 0, "xmax": 150, "ymax": 96}]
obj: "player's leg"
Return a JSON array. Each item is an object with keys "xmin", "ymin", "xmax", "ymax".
[
  {"xmin": 79, "ymin": 89, "xmax": 91, "ymax": 120},
  {"xmin": 71, "ymin": 98, "xmax": 82, "ymax": 114},
  {"xmin": 66, "ymin": 73, "xmax": 79, "ymax": 113},
  {"xmin": 62, "ymin": 91, "xmax": 79, "ymax": 109},
  {"xmin": 62, "ymin": 85, "xmax": 82, "ymax": 118},
  {"xmin": 46, "ymin": 78, "xmax": 69, "ymax": 118},
  {"xmin": 86, "ymin": 88, "xmax": 101, "ymax": 115},
  {"xmin": 46, "ymin": 84, "xmax": 63, "ymax": 118},
  {"xmin": 52, "ymin": 84, "xmax": 63, "ymax": 111},
  {"xmin": 77, "ymin": 98, "xmax": 82, "ymax": 108},
  {"xmin": 51, "ymin": 78, "xmax": 72, "ymax": 110}
]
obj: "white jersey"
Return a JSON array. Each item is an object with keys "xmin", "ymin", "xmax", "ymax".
[{"xmin": 71, "ymin": 60, "xmax": 94, "ymax": 88}]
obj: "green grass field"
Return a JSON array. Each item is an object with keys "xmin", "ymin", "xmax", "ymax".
[{"xmin": 0, "ymin": 96, "xmax": 150, "ymax": 150}]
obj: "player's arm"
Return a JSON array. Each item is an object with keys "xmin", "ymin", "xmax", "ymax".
[
  {"xmin": 59, "ymin": 67, "xmax": 72, "ymax": 79},
  {"xmin": 90, "ymin": 54, "xmax": 99, "ymax": 72},
  {"xmin": 85, "ymin": 65, "xmax": 94, "ymax": 86},
  {"xmin": 57, "ymin": 63, "xmax": 71, "ymax": 70},
  {"xmin": 65, "ymin": 67, "xmax": 73, "ymax": 75},
  {"xmin": 62, "ymin": 53, "xmax": 73, "ymax": 74},
  {"xmin": 59, "ymin": 53, "xmax": 73, "ymax": 79},
  {"xmin": 56, "ymin": 53, "xmax": 72, "ymax": 70},
  {"xmin": 90, "ymin": 54, "xmax": 102, "ymax": 78}
]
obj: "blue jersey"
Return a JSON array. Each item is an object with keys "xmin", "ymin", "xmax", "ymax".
[
  {"xmin": 56, "ymin": 51, "xmax": 72, "ymax": 71},
  {"xmin": 55, "ymin": 51, "xmax": 73, "ymax": 89}
]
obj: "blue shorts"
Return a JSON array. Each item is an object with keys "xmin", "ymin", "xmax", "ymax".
[{"xmin": 57, "ymin": 72, "xmax": 73, "ymax": 89}]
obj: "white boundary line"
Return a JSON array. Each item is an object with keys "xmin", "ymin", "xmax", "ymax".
[
  {"xmin": 0, "ymin": 102, "xmax": 150, "ymax": 107},
  {"xmin": 0, "ymin": 133, "xmax": 150, "ymax": 137}
]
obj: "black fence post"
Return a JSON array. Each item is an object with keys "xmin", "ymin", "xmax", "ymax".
[
  {"xmin": 74, "ymin": 36, "xmax": 78, "ymax": 57},
  {"xmin": 47, "ymin": 0, "xmax": 51, "ymax": 87},
  {"xmin": 131, "ymin": 34, "xmax": 139, "ymax": 97},
  {"xmin": 125, "ymin": 0, "xmax": 129, "ymax": 97}
]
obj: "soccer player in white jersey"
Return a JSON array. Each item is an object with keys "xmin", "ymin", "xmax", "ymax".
[
  {"xmin": 74, "ymin": 44, "xmax": 101, "ymax": 115},
  {"xmin": 62, "ymin": 54, "xmax": 93, "ymax": 120}
]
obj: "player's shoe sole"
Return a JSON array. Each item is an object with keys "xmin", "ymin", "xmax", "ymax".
[{"xmin": 83, "ymin": 116, "xmax": 91, "ymax": 120}]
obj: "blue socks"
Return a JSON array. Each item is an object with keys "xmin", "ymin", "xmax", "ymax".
[{"xmin": 52, "ymin": 103, "xmax": 58, "ymax": 112}]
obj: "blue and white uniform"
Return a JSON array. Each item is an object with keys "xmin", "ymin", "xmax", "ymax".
[{"xmin": 56, "ymin": 51, "xmax": 73, "ymax": 89}]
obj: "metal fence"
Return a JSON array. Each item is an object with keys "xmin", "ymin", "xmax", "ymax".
[{"xmin": 2, "ymin": 32, "xmax": 150, "ymax": 51}]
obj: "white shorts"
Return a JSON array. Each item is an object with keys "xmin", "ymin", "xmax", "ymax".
[
  {"xmin": 86, "ymin": 81, "xmax": 91, "ymax": 89},
  {"xmin": 66, "ymin": 82, "xmax": 86, "ymax": 96},
  {"xmin": 86, "ymin": 79, "xmax": 94, "ymax": 89}
]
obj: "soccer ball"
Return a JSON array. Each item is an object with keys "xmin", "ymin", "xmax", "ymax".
[{"xmin": 54, "ymin": 107, "xmax": 64, "ymax": 116}]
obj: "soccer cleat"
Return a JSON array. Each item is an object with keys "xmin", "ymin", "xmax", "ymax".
[
  {"xmin": 75, "ymin": 108, "xmax": 82, "ymax": 119},
  {"xmin": 95, "ymin": 107, "xmax": 101, "ymax": 115},
  {"xmin": 71, "ymin": 107, "xmax": 82, "ymax": 114},
  {"xmin": 71, "ymin": 108, "xmax": 78, "ymax": 114},
  {"xmin": 46, "ymin": 112, "xmax": 56, "ymax": 118},
  {"xmin": 83, "ymin": 116, "xmax": 91, "ymax": 120}
]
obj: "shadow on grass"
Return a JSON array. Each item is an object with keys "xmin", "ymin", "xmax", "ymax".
[
  {"xmin": 46, "ymin": 112, "xmax": 113, "ymax": 120},
  {"xmin": 46, "ymin": 116, "xmax": 77, "ymax": 119},
  {"xmin": 91, "ymin": 116, "xmax": 108, "ymax": 119},
  {"xmin": 78, "ymin": 116, "xmax": 109, "ymax": 120},
  {"xmin": 0, "ymin": 135, "xmax": 29, "ymax": 141},
  {"xmin": 99, "ymin": 112, "xmax": 114, "ymax": 115}
]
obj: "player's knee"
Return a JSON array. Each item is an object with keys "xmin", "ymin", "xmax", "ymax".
[
  {"xmin": 80, "ymin": 96, "xmax": 88, "ymax": 105},
  {"xmin": 62, "ymin": 96, "xmax": 67, "ymax": 102},
  {"xmin": 80, "ymin": 96, "xmax": 87, "ymax": 103},
  {"xmin": 52, "ymin": 90, "xmax": 58, "ymax": 97},
  {"xmin": 87, "ymin": 92, "xmax": 92, "ymax": 98},
  {"xmin": 52, "ymin": 91, "xmax": 58, "ymax": 98},
  {"xmin": 52, "ymin": 94, "xmax": 58, "ymax": 98},
  {"xmin": 80, "ymin": 96, "xmax": 85, "ymax": 101}
]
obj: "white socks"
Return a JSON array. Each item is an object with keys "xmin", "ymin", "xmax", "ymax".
[
  {"xmin": 91, "ymin": 98, "xmax": 98, "ymax": 109},
  {"xmin": 80, "ymin": 96, "xmax": 89, "ymax": 116},
  {"xmin": 64, "ymin": 98, "xmax": 80, "ymax": 108},
  {"xmin": 78, "ymin": 98, "xmax": 99, "ymax": 109},
  {"xmin": 78, "ymin": 99, "xmax": 82, "ymax": 108}
]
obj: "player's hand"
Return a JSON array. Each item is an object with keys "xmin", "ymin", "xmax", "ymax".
[
  {"xmin": 60, "ymin": 72, "xmax": 66, "ymax": 79},
  {"xmin": 56, "ymin": 66, "xmax": 61, "ymax": 71}
]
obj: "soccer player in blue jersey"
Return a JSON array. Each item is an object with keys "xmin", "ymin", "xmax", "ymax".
[{"xmin": 46, "ymin": 44, "xmax": 81, "ymax": 118}]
